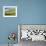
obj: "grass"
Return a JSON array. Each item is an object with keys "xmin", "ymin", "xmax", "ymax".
[{"xmin": 5, "ymin": 8, "xmax": 16, "ymax": 16}]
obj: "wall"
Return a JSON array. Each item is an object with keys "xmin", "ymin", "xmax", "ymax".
[
  {"xmin": 0, "ymin": 0, "xmax": 18, "ymax": 44},
  {"xmin": 0, "ymin": 0, "xmax": 46, "ymax": 44}
]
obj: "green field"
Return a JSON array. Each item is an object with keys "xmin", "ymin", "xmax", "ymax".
[{"xmin": 5, "ymin": 8, "xmax": 16, "ymax": 16}]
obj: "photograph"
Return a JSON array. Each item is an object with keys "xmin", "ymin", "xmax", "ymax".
[{"xmin": 3, "ymin": 6, "xmax": 17, "ymax": 17}]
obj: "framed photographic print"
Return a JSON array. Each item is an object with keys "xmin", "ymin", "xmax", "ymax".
[{"xmin": 3, "ymin": 6, "xmax": 17, "ymax": 17}]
